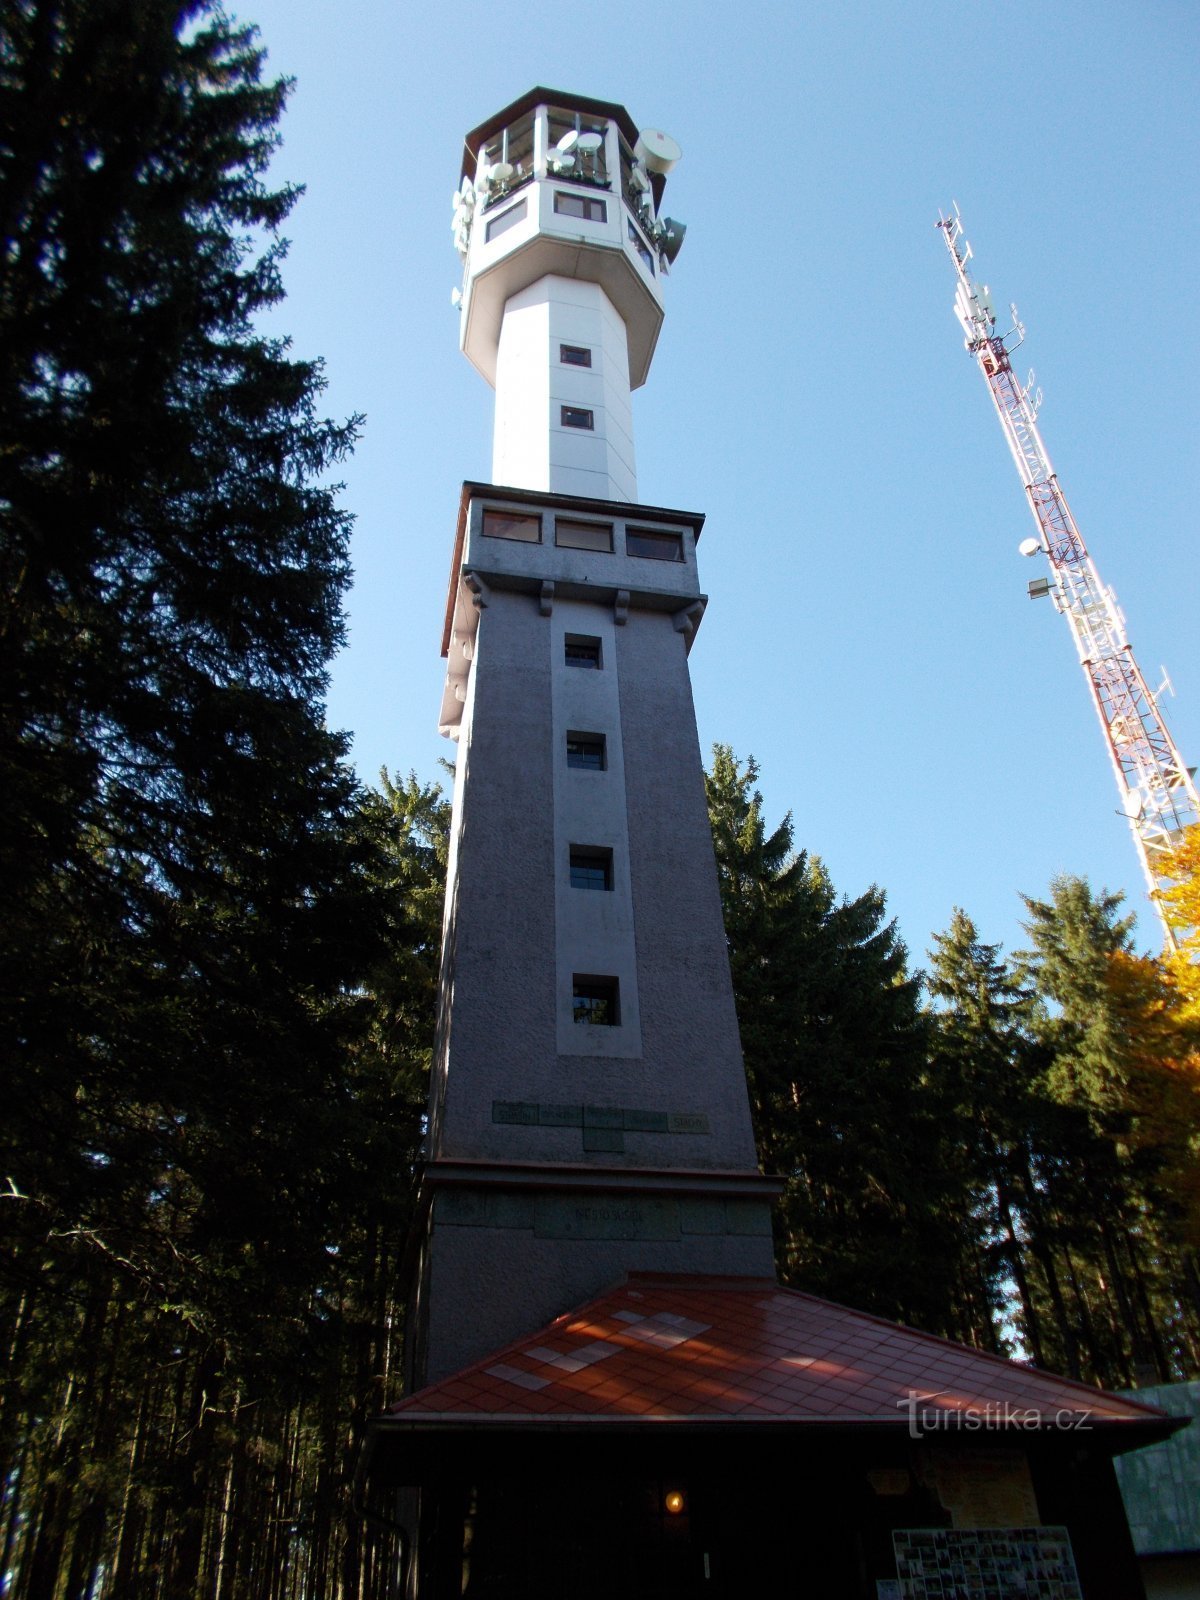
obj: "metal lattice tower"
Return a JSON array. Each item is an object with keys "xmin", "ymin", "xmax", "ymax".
[{"xmin": 936, "ymin": 207, "xmax": 1198, "ymax": 949}]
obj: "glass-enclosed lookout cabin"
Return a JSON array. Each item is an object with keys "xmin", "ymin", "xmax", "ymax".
[{"xmin": 452, "ymin": 89, "xmax": 683, "ymax": 391}]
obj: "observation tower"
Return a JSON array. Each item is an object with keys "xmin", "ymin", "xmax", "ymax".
[
  {"xmin": 360, "ymin": 93, "xmax": 1175, "ymax": 1600},
  {"xmin": 408, "ymin": 89, "xmax": 778, "ymax": 1389}
]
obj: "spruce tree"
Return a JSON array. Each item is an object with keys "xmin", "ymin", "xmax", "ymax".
[
  {"xmin": 1, "ymin": 0, "xmax": 362, "ymax": 1264},
  {"xmin": 705, "ymin": 746, "xmax": 955, "ymax": 1332},
  {"xmin": 926, "ymin": 911, "xmax": 1072, "ymax": 1362},
  {"xmin": 1016, "ymin": 877, "xmax": 1200, "ymax": 1384},
  {"xmin": 0, "ymin": 5, "xmax": 402, "ymax": 1594}
]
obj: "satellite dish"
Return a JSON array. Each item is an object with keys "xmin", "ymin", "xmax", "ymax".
[
  {"xmin": 634, "ymin": 128, "xmax": 682, "ymax": 174},
  {"xmin": 576, "ymin": 131, "xmax": 603, "ymax": 152},
  {"xmin": 451, "ymin": 287, "xmax": 463, "ymax": 308},
  {"xmin": 1018, "ymin": 537, "xmax": 1040, "ymax": 557},
  {"xmin": 490, "ymin": 161, "xmax": 514, "ymax": 184},
  {"xmin": 1123, "ymin": 789, "xmax": 1144, "ymax": 819},
  {"xmin": 629, "ymin": 165, "xmax": 651, "ymax": 194},
  {"xmin": 659, "ymin": 218, "xmax": 686, "ymax": 263},
  {"xmin": 556, "ymin": 129, "xmax": 580, "ymax": 153},
  {"xmin": 549, "ymin": 151, "xmax": 575, "ymax": 173}
]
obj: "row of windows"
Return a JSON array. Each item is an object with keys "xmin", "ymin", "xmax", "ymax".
[
  {"xmin": 483, "ymin": 190, "xmax": 653, "ymax": 287},
  {"xmin": 482, "ymin": 510, "xmax": 685, "ymax": 562},
  {"xmin": 565, "ymin": 722, "xmax": 618, "ymax": 1022},
  {"xmin": 486, "ymin": 191, "xmax": 609, "ymax": 247}
]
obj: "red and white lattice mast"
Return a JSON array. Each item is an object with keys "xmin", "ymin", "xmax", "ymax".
[{"xmin": 936, "ymin": 207, "xmax": 1198, "ymax": 949}]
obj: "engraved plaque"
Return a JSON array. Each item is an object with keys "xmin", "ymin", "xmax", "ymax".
[
  {"xmin": 439, "ymin": 1190, "xmax": 534, "ymax": 1230},
  {"xmin": 493, "ymin": 1100, "xmax": 539, "ymax": 1125},
  {"xmin": 583, "ymin": 1105, "xmax": 624, "ymax": 1129},
  {"xmin": 534, "ymin": 1194, "xmax": 681, "ymax": 1241},
  {"xmin": 667, "ymin": 1112, "xmax": 710, "ymax": 1136},
  {"xmin": 539, "ymin": 1103, "xmax": 583, "ymax": 1127},
  {"xmin": 624, "ymin": 1108, "xmax": 669, "ymax": 1132}
]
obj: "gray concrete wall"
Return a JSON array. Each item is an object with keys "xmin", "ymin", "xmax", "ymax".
[
  {"xmin": 419, "ymin": 486, "xmax": 771, "ymax": 1385},
  {"xmin": 420, "ymin": 1186, "xmax": 775, "ymax": 1384},
  {"xmin": 431, "ymin": 571, "xmax": 760, "ymax": 1174},
  {"xmin": 617, "ymin": 608, "xmax": 761, "ymax": 1169}
]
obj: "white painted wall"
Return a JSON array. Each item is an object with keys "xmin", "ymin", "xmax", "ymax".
[{"xmin": 493, "ymin": 277, "xmax": 637, "ymax": 501}]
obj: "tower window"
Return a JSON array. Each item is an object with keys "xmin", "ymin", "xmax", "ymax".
[
  {"xmin": 573, "ymin": 976, "xmax": 619, "ymax": 1026},
  {"xmin": 560, "ymin": 406, "xmax": 594, "ymax": 431},
  {"xmin": 626, "ymin": 527, "xmax": 684, "ymax": 561},
  {"xmin": 628, "ymin": 219, "xmax": 655, "ymax": 275},
  {"xmin": 485, "ymin": 199, "xmax": 526, "ymax": 242},
  {"xmin": 570, "ymin": 848, "xmax": 613, "ymax": 891},
  {"xmin": 564, "ymin": 635, "xmax": 602, "ymax": 668},
  {"xmin": 566, "ymin": 732, "xmax": 606, "ymax": 771},
  {"xmin": 554, "ymin": 192, "xmax": 607, "ymax": 223},
  {"xmin": 483, "ymin": 509, "xmax": 540, "ymax": 542},
  {"xmin": 560, "ymin": 344, "xmax": 592, "ymax": 367},
  {"xmin": 556, "ymin": 519, "xmax": 611, "ymax": 552}
]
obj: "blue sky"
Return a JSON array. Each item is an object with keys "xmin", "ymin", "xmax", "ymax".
[{"xmin": 239, "ymin": 0, "xmax": 1198, "ymax": 967}]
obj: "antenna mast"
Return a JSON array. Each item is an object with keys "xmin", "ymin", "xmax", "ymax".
[{"xmin": 936, "ymin": 207, "xmax": 1198, "ymax": 950}]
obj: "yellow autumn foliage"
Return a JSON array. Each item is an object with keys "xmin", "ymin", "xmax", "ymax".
[
  {"xmin": 1157, "ymin": 822, "xmax": 1200, "ymax": 1026},
  {"xmin": 1106, "ymin": 945, "xmax": 1200, "ymax": 1249}
]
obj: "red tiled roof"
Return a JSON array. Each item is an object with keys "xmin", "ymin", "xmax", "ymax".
[{"xmin": 383, "ymin": 1274, "xmax": 1174, "ymax": 1435}]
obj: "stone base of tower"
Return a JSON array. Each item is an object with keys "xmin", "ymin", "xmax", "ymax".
[{"xmin": 405, "ymin": 1161, "xmax": 780, "ymax": 1387}]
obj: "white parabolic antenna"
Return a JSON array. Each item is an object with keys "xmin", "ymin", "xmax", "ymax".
[
  {"xmin": 634, "ymin": 128, "xmax": 682, "ymax": 174},
  {"xmin": 1018, "ymin": 537, "xmax": 1040, "ymax": 557}
]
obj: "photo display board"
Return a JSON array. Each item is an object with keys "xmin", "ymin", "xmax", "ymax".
[{"xmin": 890, "ymin": 1526, "xmax": 1082, "ymax": 1599}]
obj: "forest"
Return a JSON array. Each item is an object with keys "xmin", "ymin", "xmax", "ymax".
[{"xmin": 3, "ymin": 2, "xmax": 1199, "ymax": 1597}]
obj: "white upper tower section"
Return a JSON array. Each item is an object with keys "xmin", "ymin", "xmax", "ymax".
[{"xmin": 451, "ymin": 90, "xmax": 685, "ymax": 503}]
